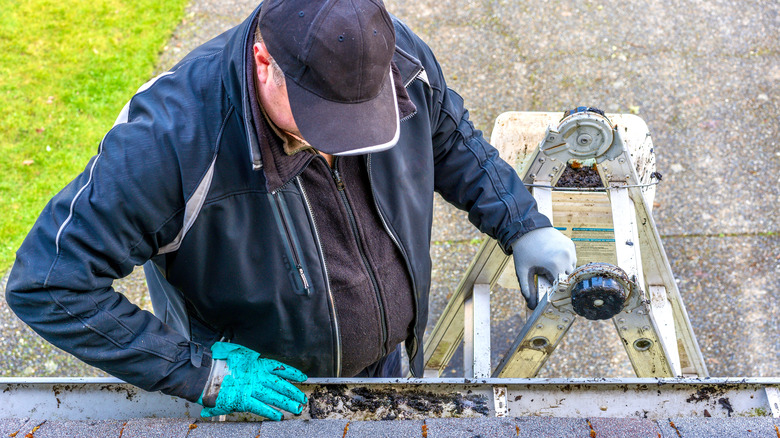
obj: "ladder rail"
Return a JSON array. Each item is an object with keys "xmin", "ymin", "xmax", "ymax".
[{"xmin": 423, "ymin": 239, "xmax": 509, "ymax": 376}]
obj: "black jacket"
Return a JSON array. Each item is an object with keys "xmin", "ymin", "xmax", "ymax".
[{"xmin": 6, "ymin": 6, "xmax": 551, "ymax": 402}]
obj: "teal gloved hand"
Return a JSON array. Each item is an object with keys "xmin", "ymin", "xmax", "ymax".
[
  {"xmin": 199, "ymin": 342, "xmax": 308, "ymax": 421},
  {"xmin": 512, "ymin": 227, "xmax": 577, "ymax": 310}
]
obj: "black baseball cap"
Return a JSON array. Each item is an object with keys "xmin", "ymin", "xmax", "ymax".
[{"xmin": 259, "ymin": 0, "xmax": 399, "ymax": 156}]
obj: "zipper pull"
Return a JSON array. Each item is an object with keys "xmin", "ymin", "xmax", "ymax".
[
  {"xmin": 332, "ymin": 169, "xmax": 345, "ymax": 191},
  {"xmin": 297, "ymin": 265, "xmax": 311, "ymax": 294}
]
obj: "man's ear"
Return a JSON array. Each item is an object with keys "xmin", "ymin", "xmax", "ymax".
[{"xmin": 253, "ymin": 42, "xmax": 272, "ymax": 85}]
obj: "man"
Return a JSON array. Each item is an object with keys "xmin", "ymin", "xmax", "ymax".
[{"xmin": 6, "ymin": 0, "xmax": 575, "ymax": 421}]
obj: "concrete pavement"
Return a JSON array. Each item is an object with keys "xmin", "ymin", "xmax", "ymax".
[{"xmin": 1, "ymin": 0, "xmax": 778, "ymax": 382}]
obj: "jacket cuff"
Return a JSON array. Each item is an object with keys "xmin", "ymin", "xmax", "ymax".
[
  {"xmin": 498, "ymin": 213, "xmax": 553, "ymax": 255},
  {"xmin": 177, "ymin": 344, "xmax": 213, "ymax": 403}
]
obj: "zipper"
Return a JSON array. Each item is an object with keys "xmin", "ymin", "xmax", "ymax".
[
  {"xmin": 400, "ymin": 111, "xmax": 418, "ymax": 123},
  {"xmin": 399, "ymin": 67, "xmax": 425, "ymax": 124},
  {"xmin": 366, "ymin": 155, "xmax": 420, "ymax": 363},
  {"xmin": 297, "ymin": 176, "xmax": 342, "ymax": 377},
  {"xmin": 403, "ymin": 66, "xmax": 425, "ymax": 88},
  {"xmin": 331, "ymin": 158, "xmax": 388, "ymax": 358},
  {"xmin": 269, "ymin": 192, "xmax": 311, "ymax": 296}
]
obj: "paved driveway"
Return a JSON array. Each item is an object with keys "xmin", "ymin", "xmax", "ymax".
[{"xmin": 1, "ymin": 0, "xmax": 778, "ymax": 379}]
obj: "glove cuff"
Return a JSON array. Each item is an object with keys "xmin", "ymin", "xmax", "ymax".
[
  {"xmin": 505, "ymin": 221, "xmax": 554, "ymax": 254},
  {"xmin": 200, "ymin": 358, "xmax": 228, "ymax": 408}
]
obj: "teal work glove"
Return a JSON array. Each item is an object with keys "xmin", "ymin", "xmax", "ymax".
[
  {"xmin": 199, "ymin": 342, "xmax": 308, "ymax": 421},
  {"xmin": 512, "ymin": 227, "xmax": 577, "ymax": 310}
]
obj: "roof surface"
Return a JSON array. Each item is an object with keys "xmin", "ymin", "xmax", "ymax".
[{"xmin": 4, "ymin": 416, "xmax": 780, "ymax": 438}]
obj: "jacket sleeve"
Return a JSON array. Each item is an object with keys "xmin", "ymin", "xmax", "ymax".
[
  {"xmin": 399, "ymin": 26, "xmax": 552, "ymax": 253},
  {"xmin": 5, "ymin": 72, "xmax": 213, "ymax": 402}
]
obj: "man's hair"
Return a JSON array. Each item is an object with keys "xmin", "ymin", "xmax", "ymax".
[{"xmin": 254, "ymin": 24, "xmax": 285, "ymax": 87}]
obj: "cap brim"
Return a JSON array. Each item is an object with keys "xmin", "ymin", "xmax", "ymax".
[{"xmin": 286, "ymin": 68, "xmax": 400, "ymax": 156}]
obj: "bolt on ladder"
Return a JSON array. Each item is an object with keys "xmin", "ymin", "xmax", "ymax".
[{"xmin": 424, "ymin": 109, "xmax": 708, "ymax": 380}]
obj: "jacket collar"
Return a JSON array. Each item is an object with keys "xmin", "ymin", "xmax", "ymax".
[
  {"xmin": 393, "ymin": 45, "xmax": 425, "ymax": 88},
  {"xmin": 219, "ymin": 3, "xmax": 264, "ymax": 170}
]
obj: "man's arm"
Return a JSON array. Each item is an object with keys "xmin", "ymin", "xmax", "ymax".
[
  {"xmin": 396, "ymin": 23, "xmax": 576, "ymax": 308},
  {"xmin": 5, "ymin": 72, "xmax": 216, "ymax": 402},
  {"xmin": 430, "ymin": 87, "xmax": 553, "ymax": 251},
  {"xmin": 394, "ymin": 23, "xmax": 551, "ymax": 251}
]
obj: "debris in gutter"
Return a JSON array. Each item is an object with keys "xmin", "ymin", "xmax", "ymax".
[{"xmin": 308, "ymin": 385, "xmax": 490, "ymax": 420}]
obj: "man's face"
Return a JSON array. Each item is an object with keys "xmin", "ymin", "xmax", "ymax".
[{"xmin": 253, "ymin": 42, "xmax": 302, "ymax": 138}]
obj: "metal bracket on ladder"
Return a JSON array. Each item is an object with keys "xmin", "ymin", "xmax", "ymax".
[
  {"xmin": 424, "ymin": 109, "xmax": 708, "ymax": 379},
  {"xmin": 464, "ymin": 283, "xmax": 492, "ymax": 378}
]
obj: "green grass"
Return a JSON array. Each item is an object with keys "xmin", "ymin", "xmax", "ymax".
[{"xmin": 0, "ymin": 0, "xmax": 188, "ymax": 269}]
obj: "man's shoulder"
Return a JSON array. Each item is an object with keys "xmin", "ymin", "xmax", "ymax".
[
  {"xmin": 390, "ymin": 15, "xmax": 427, "ymax": 57},
  {"xmin": 170, "ymin": 28, "xmax": 235, "ymax": 73},
  {"xmin": 390, "ymin": 15, "xmax": 439, "ymax": 89}
]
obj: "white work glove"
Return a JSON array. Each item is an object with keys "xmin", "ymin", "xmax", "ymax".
[{"xmin": 512, "ymin": 227, "xmax": 577, "ymax": 310}]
